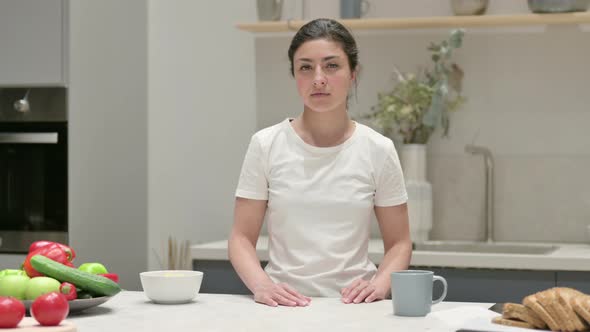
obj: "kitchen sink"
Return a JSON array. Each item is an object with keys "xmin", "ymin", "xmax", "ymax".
[{"xmin": 412, "ymin": 241, "xmax": 558, "ymax": 255}]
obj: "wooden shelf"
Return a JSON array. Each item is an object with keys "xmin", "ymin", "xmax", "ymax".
[{"xmin": 236, "ymin": 12, "xmax": 590, "ymax": 33}]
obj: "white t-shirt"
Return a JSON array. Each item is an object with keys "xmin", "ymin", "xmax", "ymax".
[{"xmin": 235, "ymin": 118, "xmax": 408, "ymax": 297}]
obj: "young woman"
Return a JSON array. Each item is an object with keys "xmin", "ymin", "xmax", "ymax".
[{"xmin": 228, "ymin": 18, "xmax": 411, "ymax": 307}]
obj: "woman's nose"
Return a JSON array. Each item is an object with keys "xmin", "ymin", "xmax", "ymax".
[
  {"xmin": 313, "ymin": 66, "xmax": 327, "ymax": 87},
  {"xmin": 313, "ymin": 80, "xmax": 326, "ymax": 87}
]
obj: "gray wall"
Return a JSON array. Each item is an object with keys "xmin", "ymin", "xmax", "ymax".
[
  {"xmin": 69, "ymin": 0, "xmax": 148, "ymax": 290},
  {"xmin": 255, "ymin": 1, "xmax": 590, "ymax": 243}
]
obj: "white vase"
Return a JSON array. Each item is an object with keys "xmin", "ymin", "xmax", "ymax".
[{"xmin": 399, "ymin": 144, "xmax": 433, "ymax": 243}]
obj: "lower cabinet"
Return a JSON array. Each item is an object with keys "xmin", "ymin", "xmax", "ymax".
[
  {"xmin": 194, "ymin": 260, "xmax": 588, "ymax": 303},
  {"xmin": 556, "ymin": 271, "xmax": 590, "ymax": 294},
  {"xmin": 418, "ymin": 267, "xmax": 555, "ymax": 303},
  {"xmin": 194, "ymin": 260, "xmax": 266, "ymax": 295}
]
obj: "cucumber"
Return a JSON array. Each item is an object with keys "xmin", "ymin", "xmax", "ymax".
[{"xmin": 30, "ymin": 255, "xmax": 121, "ymax": 296}]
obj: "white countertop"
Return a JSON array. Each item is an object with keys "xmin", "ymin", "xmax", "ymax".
[
  {"xmin": 191, "ymin": 236, "xmax": 590, "ymax": 271},
  {"xmin": 66, "ymin": 291, "xmax": 504, "ymax": 332}
]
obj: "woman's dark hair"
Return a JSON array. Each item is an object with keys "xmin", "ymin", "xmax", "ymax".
[{"xmin": 288, "ymin": 18, "xmax": 359, "ymax": 77}]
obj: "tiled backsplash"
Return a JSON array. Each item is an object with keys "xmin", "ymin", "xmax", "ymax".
[{"xmin": 429, "ymin": 155, "xmax": 590, "ymax": 243}]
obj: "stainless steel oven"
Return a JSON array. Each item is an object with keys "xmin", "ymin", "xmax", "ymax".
[{"xmin": 0, "ymin": 88, "xmax": 67, "ymax": 253}]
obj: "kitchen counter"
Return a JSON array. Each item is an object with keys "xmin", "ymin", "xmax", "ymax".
[
  {"xmin": 66, "ymin": 291, "xmax": 501, "ymax": 332},
  {"xmin": 191, "ymin": 236, "xmax": 590, "ymax": 271}
]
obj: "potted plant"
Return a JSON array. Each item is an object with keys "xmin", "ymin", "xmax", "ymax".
[
  {"xmin": 366, "ymin": 29, "xmax": 466, "ymax": 147},
  {"xmin": 363, "ymin": 29, "xmax": 466, "ymax": 243}
]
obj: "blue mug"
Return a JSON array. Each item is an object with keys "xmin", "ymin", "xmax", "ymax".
[
  {"xmin": 391, "ymin": 270, "xmax": 448, "ymax": 317},
  {"xmin": 340, "ymin": 0, "xmax": 370, "ymax": 19}
]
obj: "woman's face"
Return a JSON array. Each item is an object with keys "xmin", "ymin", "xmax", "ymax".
[{"xmin": 293, "ymin": 39, "xmax": 356, "ymax": 114}]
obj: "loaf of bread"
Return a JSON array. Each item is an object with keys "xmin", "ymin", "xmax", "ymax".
[{"xmin": 492, "ymin": 287, "xmax": 590, "ymax": 331}]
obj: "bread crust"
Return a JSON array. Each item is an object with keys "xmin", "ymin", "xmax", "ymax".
[
  {"xmin": 503, "ymin": 302, "xmax": 547, "ymax": 329},
  {"xmin": 556, "ymin": 287, "xmax": 588, "ymax": 331},
  {"xmin": 573, "ymin": 295, "xmax": 590, "ymax": 327},
  {"xmin": 524, "ymin": 291, "xmax": 561, "ymax": 331},
  {"xmin": 492, "ymin": 316, "xmax": 535, "ymax": 329}
]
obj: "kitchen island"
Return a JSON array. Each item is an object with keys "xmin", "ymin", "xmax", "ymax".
[{"xmin": 66, "ymin": 291, "xmax": 500, "ymax": 332}]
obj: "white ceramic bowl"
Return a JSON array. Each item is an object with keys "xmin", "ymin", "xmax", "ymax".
[{"xmin": 140, "ymin": 270, "xmax": 203, "ymax": 304}]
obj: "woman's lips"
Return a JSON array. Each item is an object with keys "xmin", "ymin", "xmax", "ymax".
[{"xmin": 311, "ymin": 92, "xmax": 330, "ymax": 97}]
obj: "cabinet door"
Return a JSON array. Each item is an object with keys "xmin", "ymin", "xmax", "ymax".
[
  {"xmin": 420, "ymin": 267, "xmax": 556, "ymax": 303},
  {"xmin": 0, "ymin": 0, "xmax": 65, "ymax": 86},
  {"xmin": 556, "ymin": 272, "xmax": 590, "ymax": 294},
  {"xmin": 195, "ymin": 260, "xmax": 268, "ymax": 295}
]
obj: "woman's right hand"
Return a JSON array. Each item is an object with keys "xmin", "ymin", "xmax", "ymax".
[{"xmin": 253, "ymin": 282, "xmax": 311, "ymax": 307}]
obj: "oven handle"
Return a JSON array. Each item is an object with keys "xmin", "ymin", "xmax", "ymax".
[{"xmin": 0, "ymin": 133, "xmax": 59, "ymax": 144}]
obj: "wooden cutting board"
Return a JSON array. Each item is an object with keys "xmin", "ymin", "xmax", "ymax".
[{"xmin": 11, "ymin": 317, "xmax": 76, "ymax": 332}]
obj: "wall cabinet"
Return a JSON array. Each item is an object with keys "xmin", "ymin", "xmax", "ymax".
[{"xmin": 0, "ymin": 0, "xmax": 67, "ymax": 86}]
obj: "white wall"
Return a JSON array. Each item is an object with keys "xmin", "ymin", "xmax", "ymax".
[
  {"xmin": 147, "ymin": 1, "xmax": 257, "ymax": 270},
  {"xmin": 69, "ymin": 0, "xmax": 148, "ymax": 290},
  {"xmin": 69, "ymin": 0, "xmax": 257, "ymax": 286},
  {"xmin": 255, "ymin": 1, "xmax": 590, "ymax": 243}
]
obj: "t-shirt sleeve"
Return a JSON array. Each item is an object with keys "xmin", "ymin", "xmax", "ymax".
[
  {"xmin": 374, "ymin": 140, "xmax": 408, "ymax": 207},
  {"xmin": 235, "ymin": 134, "xmax": 269, "ymax": 200}
]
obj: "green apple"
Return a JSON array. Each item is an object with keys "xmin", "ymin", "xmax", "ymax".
[
  {"xmin": 25, "ymin": 276, "xmax": 61, "ymax": 300},
  {"xmin": 0, "ymin": 269, "xmax": 27, "ymax": 278},
  {"xmin": 0, "ymin": 275, "xmax": 30, "ymax": 300},
  {"xmin": 78, "ymin": 262, "xmax": 108, "ymax": 274}
]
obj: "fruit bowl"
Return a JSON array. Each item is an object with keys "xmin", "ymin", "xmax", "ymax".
[{"xmin": 23, "ymin": 295, "xmax": 114, "ymax": 314}]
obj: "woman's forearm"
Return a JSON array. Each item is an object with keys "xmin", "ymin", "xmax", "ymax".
[
  {"xmin": 228, "ymin": 232, "xmax": 273, "ymax": 293},
  {"xmin": 372, "ymin": 239, "xmax": 412, "ymax": 293}
]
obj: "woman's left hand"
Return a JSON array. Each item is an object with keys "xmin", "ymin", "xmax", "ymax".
[{"xmin": 340, "ymin": 278, "xmax": 389, "ymax": 304}]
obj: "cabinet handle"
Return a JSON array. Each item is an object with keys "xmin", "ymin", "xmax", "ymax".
[{"xmin": 0, "ymin": 133, "xmax": 58, "ymax": 144}]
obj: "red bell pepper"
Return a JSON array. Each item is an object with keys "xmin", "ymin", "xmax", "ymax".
[
  {"xmin": 99, "ymin": 273, "xmax": 119, "ymax": 283},
  {"xmin": 23, "ymin": 244, "xmax": 70, "ymax": 278},
  {"xmin": 60, "ymin": 282, "xmax": 77, "ymax": 301},
  {"xmin": 28, "ymin": 241, "xmax": 76, "ymax": 262}
]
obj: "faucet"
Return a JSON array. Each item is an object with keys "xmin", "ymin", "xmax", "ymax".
[{"xmin": 465, "ymin": 144, "xmax": 494, "ymax": 243}]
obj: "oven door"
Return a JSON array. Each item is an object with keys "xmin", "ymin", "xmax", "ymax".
[{"xmin": 0, "ymin": 122, "xmax": 68, "ymax": 253}]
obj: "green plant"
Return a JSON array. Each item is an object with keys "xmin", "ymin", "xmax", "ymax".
[{"xmin": 365, "ymin": 29, "xmax": 466, "ymax": 144}]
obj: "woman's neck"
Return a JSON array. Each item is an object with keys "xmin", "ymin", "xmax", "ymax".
[{"xmin": 292, "ymin": 107, "xmax": 355, "ymax": 147}]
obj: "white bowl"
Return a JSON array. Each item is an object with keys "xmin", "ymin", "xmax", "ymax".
[{"xmin": 140, "ymin": 270, "xmax": 203, "ymax": 304}]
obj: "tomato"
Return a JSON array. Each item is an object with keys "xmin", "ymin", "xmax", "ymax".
[
  {"xmin": 0, "ymin": 296, "xmax": 25, "ymax": 328},
  {"xmin": 31, "ymin": 292, "xmax": 69, "ymax": 326}
]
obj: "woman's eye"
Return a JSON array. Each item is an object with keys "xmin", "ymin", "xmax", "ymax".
[
  {"xmin": 299, "ymin": 65, "xmax": 312, "ymax": 71},
  {"xmin": 326, "ymin": 63, "xmax": 339, "ymax": 69}
]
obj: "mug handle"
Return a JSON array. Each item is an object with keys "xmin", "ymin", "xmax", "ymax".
[
  {"xmin": 432, "ymin": 275, "xmax": 447, "ymax": 305},
  {"xmin": 361, "ymin": 0, "xmax": 370, "ymax": 17}
]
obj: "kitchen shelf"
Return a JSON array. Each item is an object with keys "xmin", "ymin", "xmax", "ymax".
[{"xmin": 236, "ymin": 12, "xmax": 590, "ymax": 33}]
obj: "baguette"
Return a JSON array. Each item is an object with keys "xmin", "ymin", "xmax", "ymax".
[{"xmin": 503, "ymin": 302, "xmax": 547, "ymax": 329}]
